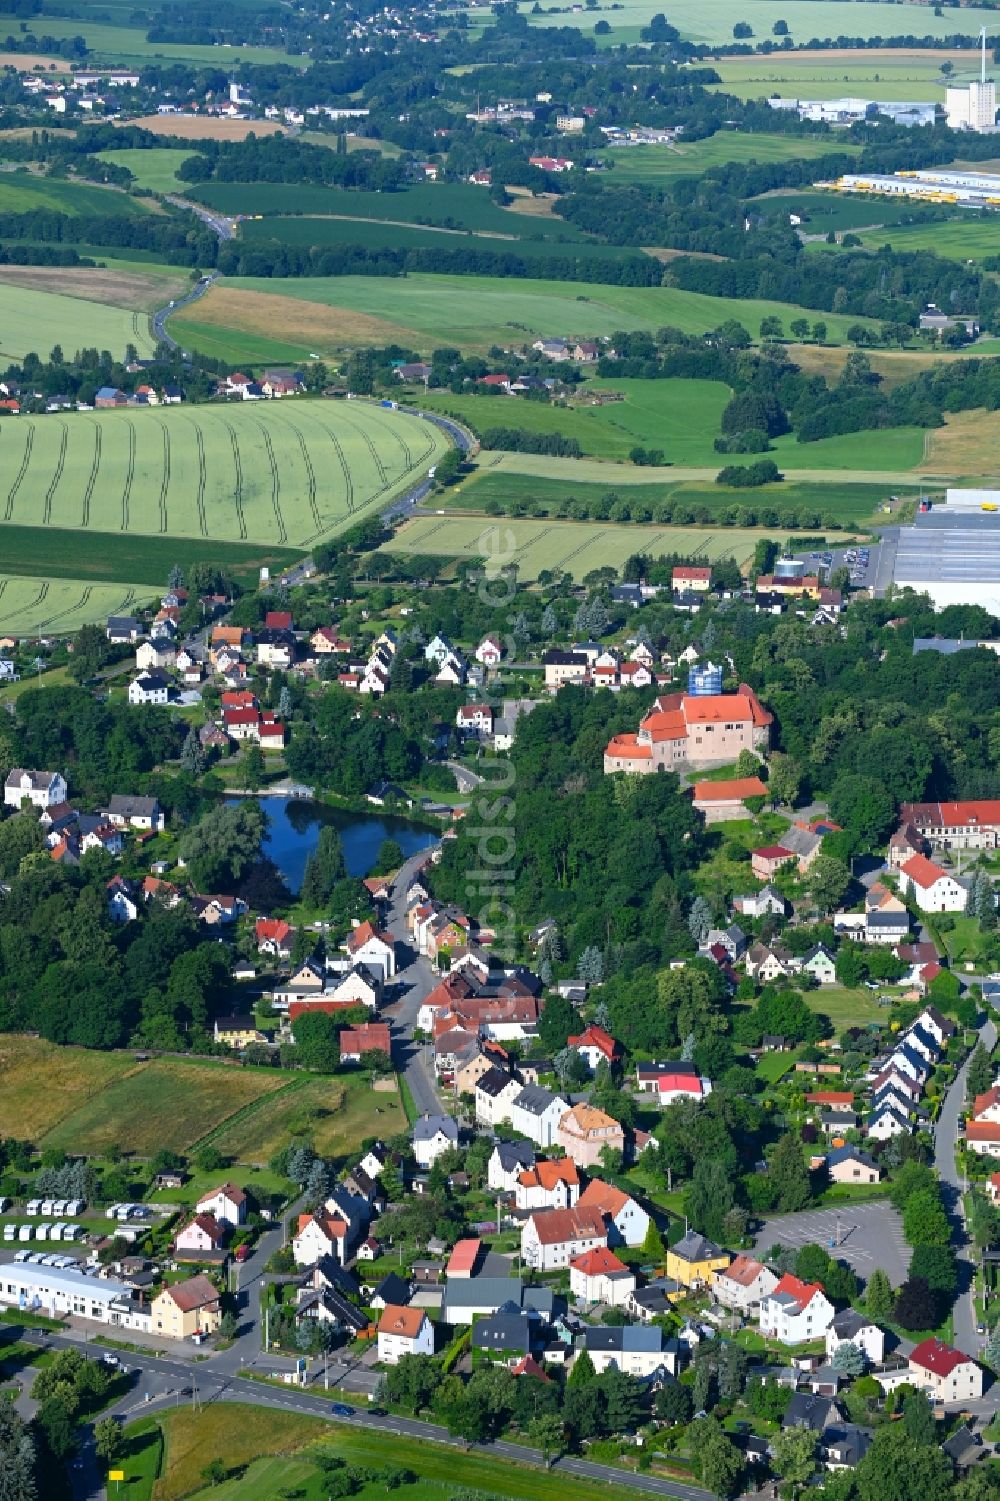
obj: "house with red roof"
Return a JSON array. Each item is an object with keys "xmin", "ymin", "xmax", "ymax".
[
  {"xmin": 175, "ymin": 1212, "xmax": 227, "ymax": 1258},
  {"xmin": 693, "ymin": 776, "xmax": 768, "ymax": 823},
  {"xmin": 672, "ymin": 565, "xmax": 712, "ymax": 591},
  {"xmin": 604, "ymin": 684, "xmax": 771, "ymax": 775},
  {"xmin": 566, "ymin": 1024, "xmax": 621, "ymax": 1072},
  {"xmin": 256, "ymin": 916, "xmax": 294, "ymax": 958},
  {"xmin": 634, "ymin": 1060, "xmax": 712, "ymax": 1106},
  {"xmin": 751, "ymin": 845, "xmax": 795, "ymax": 880},
  {"xmin": 900, "ymin": 799, "xmax": 1000, "ymax": 852},
  {"xmin": 339, "ymin": 1021, "xmax": 391, "ymax": 1064},
  {"xmin": 445, "ymin": 1239, "xmax": 480, "ymax": 1279},
  {"xmin": 973, "ymin": 1085, "xmax": 1000, "ymax": 1124},
  {"xmin": 898, "ymin": 854, "xmax": 968, "ymax": 913},
  {"xmin": 576, "ymin": 1178, "xmax": 650, "ymax": 1247},
  {"xmin": 712, "ymin": 1254, "xmax": 779, "ymax": 1313},
  {"xmin": 515, "ymin": 1158, "xmax": 580, "ymax": 1211},
  {"xmin": 345, "ymin": 919, "xmax": 396, "ymax": 980},
  {"xmin": 521, "ymin": 1205, "xmax": 608, "ymax": 1272},
  {"xmin": 292, "ymin": 1211, "xmax": 349, "ymax": 1266},
  {"xmin": 759, "ymin": 1273, "xmax": 835, "ymax": 1344},
  {"xmin": 908, "ymin": 1337, "xmax": 983, "ymax": 1402},
  {"xmin": 964, "ymin": 1120, "xmax": 1000, "ymax": 1156},
  {"xmin": 264, "ymin": 610, "xmax": 293, "ymax": 631},
  {"xmin": 570, "ymin": 1246, "xmax": 636, "ymax": 1306}
]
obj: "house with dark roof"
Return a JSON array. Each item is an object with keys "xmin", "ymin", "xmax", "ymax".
[
  {"xmin": 583, "ymin": 1325, "xmax": 674, "ymax": 1378},
  {"xmin": 826, "ymin": 1145, "xmax": 880, "ymax": 1184},
  {"xmin": 472, "ymin": 1305, "xmax": 533, "ymax": 1361}
]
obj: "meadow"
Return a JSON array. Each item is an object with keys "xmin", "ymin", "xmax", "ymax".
[
  {"xmin": 184, "ymin": 273, "xmax": 889, "ymax": 360},
  {"xmin": 0, "ymin": 575, "xmax": 155, "ymax": 637},
  {"xmin": 0, "ymin": 281, "xmax": 155, "ymax": 361},
  {"xmin": 96, "ymin": 148, "xmax": 193, "ymax": 195},
  {"xmin": 602, "ymin": 132, "xmax": 858, "ymax": 185},
  {"xmin": 208, "ymin": 1073, "xmax": 407, "ymax": 1161},
  {"xmin": 0, "ymin": 521, "xmax": 301, "ymax": 588},
  {"xmin": 0, "ymin": 401, "xmax": 448, "ymax": 550},
  {"xmin": 856, "ymin": 215, "xmax": 1000, "ymax": 260},
  {"xmin": 0, "ymin": 10, "xmax": 303, "ymax": 68},
  {"xmin": 0, "ymin": 1035, "xmax": 137, "ymax": 1144},
  {"xmin": 750, "ymin": 189, "xmax": 957, "ymax": 233},
  {"xmin": 382, "ymin": 513, "xmax": 819, "ymax": 578},
  {"xmin": 705, "ymin": 46, "xmax": 985, "ymax": 101},
  {"xmin": 0, "ymin": 174, "xmax": 150, "ymax": 217}
]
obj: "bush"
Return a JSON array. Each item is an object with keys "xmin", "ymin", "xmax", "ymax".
[{"xmin": 715, "ymin": 460, "xmax": 782, "ymax": 489}]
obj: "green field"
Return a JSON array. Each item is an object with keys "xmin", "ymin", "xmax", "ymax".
[
  {"xmin": 603, "ymin": 132, "xmax": 858, "ymax": 184},
  {"xmin": 0, "ymin": 9, "xmax": 303, "ymax": 67},
  {"xmin": 706, "ymin": 47, "xmax": 985, "ymax": 101},
  {"xmin": 0, "ymin": 522, "xmax": 302, "ymax": 588},
  {"xmin": 0, "ymin": 401, "xmax": 447, "ymax": 549},
  {"xmin": 478, "ymin": 0, "xmax": 1000, "ymax": 49},
  {"xmin": 96, "ymin": 148, "xmax": 193, "ymax": 195},
  {"xmin": 0, "ymin": 281, "xmax": 155, "ymax": 361},
  {"xmin": 199, "ymin": 273, "xmax": 890, "ymax": 357},
  {"xmin": 383, "ymin": 513, "xmax": 821, "ymax": 578},
  {"xmin": 751, "ymin": 190, "xmax": 958, "ymax": 233},
  {"xmin": 0, "ymin": 174, "xmax": 150, "ymax": 216},
  {"xmin": 857, "ymin": 215, "xmax": 1000, "ymax": 259},
  {"xmin": 0, "ymin": 575, "xmax": 155, "ymax": 636}
]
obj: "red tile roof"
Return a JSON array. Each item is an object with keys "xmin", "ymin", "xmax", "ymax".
[
  {"xmin": 527, "ymin": 1205, "xmax": 607, "ymax": 1245},
  {"xmin": 771, "ymin": 1273, "xmax": 824, "ymax": 1314},
  {"xmin": 518, "ymin": 1159, "xmax": 579, "ymax": 1191},
  {"xmin": 719, "ymin": 1254, "xmax": 766, "ymax": 1288},
  {"xmin": 910, "ymin": 1336, "xmax": 974, "ymax": 1377},
  {"xmin": 570, "ymin": 1246, "xmax": 628, "ymax": 1277},
  {"xmin": 900, "ymin": 853, "xmax": 950, "ymax": 890},
  {"xmin": 693, "ymin": 777, "xmax": 767, "ymax": 802},
  {"xmin": 445, "ymin": 1238, "xmax": 480, "ymax": 1276},
  {"xmin": 378, "ymin": 1304, "xmax": 426, "ymax": 1338},
  {"xmin": 566, "ymin": 1025, "xmax": 620, "ymax": 1062}
]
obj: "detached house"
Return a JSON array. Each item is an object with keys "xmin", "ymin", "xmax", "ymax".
[
  {"xmin": 826, "ymin": 1308, "xmax": 885, "ymax": 1366},
  {"xmin": 908, "ymin": 1338, "xmax": 983, "ymax": 1403},
  {"xmin": 515, "ymin": 1157, "xmax": 580, "ymax": 1211},
  {"xmin": 566, "ymin": 1025, "xmax": 621, "ymax": 1072},
  {"xmin": 898, "ymin": 854, "xmax": 968, "ymax": 913},
  {"xmin": 665, "ymin": 1231, "xmax": 729, "ymax": 1290},
  {"xmin": 412, "ymin": 1114, "xmax": 459, "ymax": 1167},
  {"xmin": 759, "ymin": 1274, "xmax": 835, "ymax": 1345},
  {"xmin": 345, "ymin": 920, "xmax": 396, "ymax": 980},
  {"xmin": 570, "ymin": 1247, "xmax": 636, "ymax": 1307},
  {"xmin": 557, "ymin": 1103, "xmax": 625, "ymax": 1168},
  {"xmin": 510, "ymin": 1085, "xmax": 568, "ymax": 1148},
  {"xmin": 377, "ymin": 1304, "xmax": 434, "ymax": 1364},
  {"xmin": 4, "ymin": 769, "xmax": 67, "ymax": 811},
  {"xmin": 577, "ymin": 1179, "xmax": 649, "ymax": 1247},
  {"xmin": 712, "ymin": 1255, "xmax": 779, "ymax": 1313},
  {"xmin": 293, "ymin": 1211, "xmax": 349, "ymax": 1267},
  {"xmin": 521, "ymin": 1205, "xmax": 608, "ymax": 1271}
]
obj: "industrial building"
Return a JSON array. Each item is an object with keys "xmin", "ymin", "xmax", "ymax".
[
  {"xmin": 768, "ymin": 97, "xmax": 935, "ymax": 127},
  {"xmin": 881, "ymin": 507, "xmax": 1000, "ymax": 614},
  {"xmin": 0, "ymin": 1262, "xmax": 151, "ymax": 1330},
  {"xmin": 825, "ymin": 166, "xmax": 1000, "ymax": 206},
  {"xmin": 946, "ymin": 28, "xmax": 997, "ymax": 131}
]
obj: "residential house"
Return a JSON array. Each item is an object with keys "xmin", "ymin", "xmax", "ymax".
[
  {"xmin": 583, "ymin": 1326, "xmax": 674, "ymax": 1378},
  {"xmin": 195, "ymin": 1184, "xmax": 247, "ymax": 1227},
  {"xmin": 377, "ymin": 1304, "xmax": 434, "ymax": 1364},
  {"xmin": 733, "ymin": 886, "xmax": 788, "ymax": 918},
  {"xmin": 712, "ymin": 1255, "xmax": 779, "ymax": 1313},
  {"xmin": 665, "ymin": 1231, "xmax": 729, "ymax": 1290},
  {"xmin": 213, "ymin": 1015, "xmax": 267, "ymax": 1050},
  {"xmin": 908, "ymin": 1338, "xmax": 983, "ymax": 1403},
  {"xmin": 293, "ymin": 1211, "xmax": 349, "ymax": 1267},
  {"xmin": 151, "ymin": 1275, "xmax": 222, "ymax": 1339},
  {"xmin": 345, "ymin": 920, "xmax": 396, "ymax": 980},
  {"xmin": 515, "ymin": 1158, "xmax": 580, "ymax": 1211},
  {"xmin": 136, "ymin": 640, "xmax": 176, "ymax": 672},
  {"xmin": 339, "ymin": 1021, "xmax": 391, "ymax": 1064},
  {"xmin": 174, "ymin": 1214, "xmax": 226, "ymax": 1257},
  {"xmin": 570, "ymin": 1248, "xmax": 637, "ymax": 1307},
  {"xmin": 745, "ymin": 943, "xmax": 798, "ymax": 983},
  {"xmin": 576, "ymin": 1179, "xmax": 649, "ymax": 1248},
  {"xmin": 510, "ymin": 1086, "xmax": 569, "ymax": 1148},
  {"xmin": 898, "ymin": 854, "xmax": 968, "ymax": 913},
  {"xmin": 412, "ymin": 1114, "xmax": 459, "ymax": 1168},
  {"xmin": 692, "ymin": 777, "xmax": 768, "ymax": 824},
  {"xmin": 106, "ymin": 616, "xmax": 141, "ymax": 644},
  {"xmin": 826, "ymin": 1308, "xmax": 885, "ymax": 1366},
  {"xmin": 543, "ymin": 650, "xmax": 589, "ymax": 691},
  {"xmin": 4, "ymin": 769, "xmax": 67, "ymax": 810},
  {"xmin": 826, "ymin": 1145, "xmax": 880, "ymax": 1184},
  {"xmin": 475, "ymin": 635, "xmax": 504, "ymax": 667},
  {"xmin": 673, "ymin": 565, "xmax": 712, "ymax": 592},
  {"xmin": 457, "ymin": 704, "xmax": 494, "ymax": 737},
  {"xmin": 566, "ymin": 1025, "xmax": 621, "ymax": 1072},
  {"xmin": 472, "ymin": 1307, "xmax": 532, "ymax": 1363},
  {"xmin": 106, "ymin": 877, "xmax": 139, "ymax": 924},
  {"xmin": 801, "ymin": 944, "xmax": 837, "ymax": 985},
  {"xmin": 521, "ymin": 1205, "xmax": 608, "ymax": 1271},
  {"xmin": 867, "ymin": 1102, "xmax": 911, "ymax": 1140},
  {"xmin": 751, "ymin": 846, "xmax": 796, "ymax": 881},
  {"xmin": 556, "ymin": 1103, "xmax": 625, "ymax": 1168},
  {"xmin": 899, "ymin": 799, "xmax": 1000, "ymax": 852},
  {"xmin": 256, "ymin": 916, "xmax": 294, "ymax": 959},
  {"xmin": 128, "ymin": 672, "xmax": 172, "ymax": 706},
  {"xmin": 106, "ymin": 794, "xmax": 163, "ymax": 832},
  {"xmin": 488, "ymin": 1142, "xmax": 535, "ymax": 1193},
  {"xmin": 759, "ymin": 1274, "xmax": 835, "ymax": 1344},
  {"xmin": 475, "ymin": 1068, "xmax": 523, "ymax": 1130},
  {"xmin": 634, "ymin": 1061, "xmax": 712, "ymax": 1106}
]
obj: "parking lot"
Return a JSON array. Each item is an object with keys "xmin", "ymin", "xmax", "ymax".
[{"xmin": 753, "ymin": 1200, "xmax": 909, "ymax": 1287}]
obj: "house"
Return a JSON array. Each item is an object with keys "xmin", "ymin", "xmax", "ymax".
[
  {"xmin": 213, "ymin": 1015, "xmax": 267, "ymax": 1050},
  {"xmin": 475, "ymin": 1068, "xmax": 522, "ymax": 1129},
  {"xmin": 806, "ymin": 1091, "xmax": 856, "ymax": 1114},
  {"xmin": 745, "ymin": 943, "xmax": 798, "ymax": 983},
  {"xmin": 898, "ymin": 854, "xmax": 968, "ymax": 913},
  {"xmin": 867, "ymin": 1102, "xmax": 911, "ymax": 1140},
  {"xmin": 826, "ymin": 1308, "xmax": 885, "ymax": 1366},
  {"xmin": 665, "ymin": 1231, "xmax": 729, "ymax": 1290},
  {"xmin": 106, "ymin": 794, "xmax": 164, "ymax": 832},
  {"xmin": 293, "ymin": 1212, "xmax": 349, "ymax": 1267},
  {"xmin": 673, "ymin": 565, "xmax": 712, "ymax": 592},
  {"xmin": 576, "ymin": 1179, "xmax": 649, "ymax": 1247},
  {"xmin": 801, "ymin": 944, "xmax": 837, "ymax": 985},
  {"xmin": 908, "ymin": 1337, "xmax": 983, "ymax": 1403},
  {"xmin": 345, "ymin": 920, "xmax": 396, "ymax": 980},
  {"xmin": 570, "ymin": 1247, "xmax": 637, "ymax": 1307},
  {"xmin": 377, "ymin": 1304, "xmax": 434, "ymax": 1364},
  {"xmin": 556, "ymin": 1103, "xmax": 625, "ymax": 1168},
  {"xmin": 95, "ymin": 387, "xmax": 127, "ymax": 409},
  {"xmin": 370, "ymin": 1273, "xmax": 412, "ymax": 1311},
  {"xmin": 256, "ymin": 916, "xmax": 294, "ymax": 959},
  {"xmin": 759, "ymin": 1274, "xmax": 835, "ymax": 1345},
  {"xmin": 151, "ymin": 1275, "xmax": 222, "ymax": 1339},
  {"xmin": 783, "ymin": 1392, "xmax": 839, "ymax": 1433},
  {"xmin": 963, "ymin": 1121, "xmax": 1000, "ymax": 1156},
  {"xmin": 412, "ymin": 1114, "xmax": 459, "ymax": 1168},
  {"xmin": 942, "ymin": 1425, "xmax": 987, "ymax": 1473},
  {"xmin": 515, "ymin": 1158, "xmax": 580, "ymax": 1211},
  {"xmin": 488, "ymin": 1141, "xmax": 535, "ymax": 1193},
  {"xmin": 733, "ymin": 885, "xmax": 788, "ymax": 918},
  {"xmin": 583, "ymin": 1325, "xmax": 674, "ymax": 1378},
  {"xmin": 712, "ymin": 1255, "xmax": 779, "ymax": 1313},
  {"xmin": 4, "ymin": 769, "xmax": 68, "ymax": 811},
  {"xmin": 475, "ymin": 635, "xmax": 504, "ymax": 667},
  {"xmin": 692, "ymin": 777, "xmax": 768, "ymax": 824},
  {"xmin": 445, "ymin": 1239, "xmax": 481, "ymax": 1279},
  {"xmin": 128, "ymin": 672, "xmax": 172, "ymax": 706},
  {"xmin": 196, "ymin": 1184, "xmax": 247, "ymax": 1228},
  {"xmin": 604, "ymin": 684, "xmax": 772, "ymax": 774},
  {"xmin": 106, "ymin": 877, "xmax": 139, "ymax": 925},
  {"xmin": 543, "ymin": 650, "xmax": 589, "ymax": 691},
  {"xmin": 900, "ymin": 799, "xmax": 1000, "ymax": 852},
  {"xmin": 106, "ymin": 615, "xmax": 141, "ymax": 644},
  {"xmin": 472, "ymin": 1306, "xmax": 533, "ymax": 1363},
  {"xmin": 751, "ymin": 845, "xmax": 795, "ymax": 880},
  {"xmin": 973, "ymin": 1084, "xmax": 1000, "ymax": 1123},
  {"xmin": 634, "ymin": 1061, "xmax": 712, "ymax": 1106},
  {"xmin": 521, "ymin": 1205, "xmax": 608, "ymax": 1271},
  {"xmin": 457, "ymin": 704, "xmax": 494, "ymax": 737},
  {"xmin": 175, "ymin": 1213, "xmax": 227, "ymax": 1257},
  {"xmin": 566, "ymin": 1025, "xmax": 621, "ymax": 1072},
  {"xmin": 510, "ymin": 1086, "xmax": 569, "ymax": 1148},
  {"xmin": 339, "ymin": 1021, "xmax": 391, "ymax": 1064}
]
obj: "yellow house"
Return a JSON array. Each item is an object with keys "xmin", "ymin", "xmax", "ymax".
[
  {"xmin": 151, "ymin": 1275, "xmax": 222, "ymax": 1340},
  {"xmin": 665, "ymin": 1230, "xmax": 730, "ymax": 1289},
  {"xmin": 213, "ymin": 1015, "xmax": 267, "ymax": 1050}
]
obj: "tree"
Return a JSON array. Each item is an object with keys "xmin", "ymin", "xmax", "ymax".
[
  {"xmin": 856, "ymin": 1423, "xmax": 952, "ymax": 1501},
  {"xmin": 567, "ymin": 1347, "xmax": 596, "ymax": 1387},
  {"xmin": 865, "ymin": 1268, "xmax": 894, "ymax": 1322},
  {"xmin": 968, "ymin": 1042, "xmax": 993, "ymax": 1104},
  {"xmin": 807, "ymin": 855, "xmax": 852, "ymax": 914},
  {"xmin": 909, "ymin": 1244, "xmax": 958, "ymax": 1300},
  {"xmin": 538, "ymin": 992, "xmax": 577, "ymax": 1054},
  {"xmin": 527, "ymin": 1414, "xmax": 564, "ymax": 1465},
  {"xmin": 902, "ymin": 1388, "xmax": 936, "ymax": 1445},
  {"xmin": 0, "ymin": 1393, "xmax": 35, "ymax": 1500},
  {"xmin": 655, "ymin": 1380, "xmax": 693, "ymax": 1425},
  {"xmin": 300, "ymin": 825, "xmax": 347, "ymax": 909},
  {"xmin": 902, "ymin": 1188, "xmax": 949, "ymax": 1247},
  {"xmin": 688, "ymin": 1417, "xmax": 743, "ymax": 1498},
  {"xmin": 291, "ymin": 1012, "xmax": 340, "ymax": 1072},
  {"xmin": 770, "ymin": 1427, "xmax": 817, "ymax": 1490},
  {"xmin": 93, "ymin": 1416, "xmax": 120, "ymax": 1464},
  {"xmin": 759, "ymin": 315, "xmax": 783, "ymax": 340},
  {"xmin": 770, "ymin": 1131, "xmax": 813, "ymax": 1212},
  {"xmin": 812, "ymin": 321, "xmax": 828, "ymax": 343},
  {"xmin": 68, "ymin": 622, "xmax": 110, "ymax": 683},
  {"xmin": 893, "ymin": 1277, "xmax": 938, "ymax": 1331},
  {"xmin": 688, "ymin": 895, "xmax": 713, "ymax": 944},
  {"xmin": 828, "ymin": 774, "xmax": 896, "ymax": 851},
  {"xmin": 202, "ymin": 1459, "xmax": 227, "ymax": 1486},
  {"xmin": 641, "ymin": 1218, "xmax": 665, "ymax": 1260},
  {"xmin": 577, "ymin": 945, "xmax": 605, "ymax": 983},
  {"xmin": 179, "ymin": 800, "xmax": 265, "ymax": 891},
  {"xmin": 767, "ymin": 753, "xmax": 800, "ymax": 809},
  {"xmin": 239, "ymin": 742, "xmax": 265, "ymax": 793},
  {"xmin": 831, "ymin": 1341, "xmax": 865, "ymax": 1376}
]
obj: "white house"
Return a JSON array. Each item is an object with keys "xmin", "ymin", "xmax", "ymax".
[
  {"xmin": 801, "ymin": 945, "xmax": 837, "ymax": 985},
  {"xmin": 345, "ymin": 920, "xmax": 396, "ymax": 980},
  {"xmin": 377, "ymin": 1304, "xmax": 434, "ymax": 1364},
  {"xmin": 128, "ymin": 672, "xmax": 171, "ymax": 706},
  {"xmin": 514, "ymin": 1158, "xmax": 580, "ymax": 1211},
  {"xmin": 712, "ymin": 1255, "xmax": 779, "ymax": 1313},
  {"xmin": 424, "ymin": 634, "xmax": 456, "ymax": 666},
  {"xmin": 584, "ymin": 1325, "xmax": 674, "ymax": 1378},
  {"xmin": 4, "ymin": 769, "xmax": 67, "ymax": 810},
  {"xmin": 898, "ymin": 854, "xmax": 968, "ymax": 913},
  {"xmin": 576, "ymin": 1179, "xmax": 649, "ymax": 1248},
  {"xmin": 908, "ymin": 1338, "xmax": 983, "ymax": 1403},
  {"xmin": 106, "ymin": 878, "xmax": 139, "ymax": 925},
  {"xmin": 175, "ymin": 1213, "xmax": 226, "ymax": 1256},
  {"xmin": 570, "ymin": 1247, "xmax": 636, "ymax": 1307},
  {"xmin": 521, "ymin": 1205, "xmax": 608, "ymax": 1271},
  {"xmin": 759, "ymin": 1273, "xmax": 835, "ymax": 1345},
  {"xmin": 475, "ymin": 635, "xmax": 504, "ymax": 667},
  {"xmin": 412, "ymin": 1114, "xmax": 458, "ymax": 1168},
  {"xmin": 475, "ymin": 1069, "xmax": 523, "ymax": 1129},
  {"xmin": 292, "ymin": 1211, "xmax": 348, "ymax": 1267},
  {"xmin": 487, "ymin": 1141, "xmax": 535, "ymax": 1192},
  {"xmin": 136, "ymin": 640, "xmax": 176, "ymax": 672},
  {"xmin": 509, "ymin": 1085, "xmax": 569, "ymax": 1148},
  {"xmin": 826, "ymin": 1308, "xmax": 885, "ymax": 1366},
  {"xmin": 195, "ymin": 1184, "xmax": 247, "ymax": 1228}
]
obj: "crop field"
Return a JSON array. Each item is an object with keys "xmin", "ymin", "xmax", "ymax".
[
  {"xmin": 0, "ymin": 401, "xmax": 448, "ymax": 550},
  {"xmin": 923, "ymin": 409, "xmax": 1000, "ymax": 480},
  {"xmin": 0, "ymin": 174, "xmax": 149, "ymax": 216},
  {"xmin": 603, "ymin": 133, "xmax": 858, "ymax": 184},
  {"xmin": 0, "ymin": 281, "xmax": 156, "ymax": 361},
  {"xmin": 0, "ymin": 263, "xmax": 187, "ymax": 313},
  {"xmin": 0, "ymin": 575, "xmax": 155, "ymax": 636},
  {"xmin": 857, "ymin": 215, "xmax": 1000, "ymax": 260},
  {"xmin": 41, "ymin": 1058, "xmax": 289, "ymax": 1156},
  {"xmin": 705, "ymin": 46, "xmax": 985, "ymax": 100},
  {"xmin": 383, "ymin": 513, "xmax": 818, "ymax": 578},
  {"xmin": 96, "ymin": 147, "xmax": 192, "ymax": 194},
  {"xmin": 0, "ymin": 1035, "xmax": 137, "ymax": 1144},
  {"xmin": 114, "ymin": 114, "xmax": 287, "ymax": 141},
  {"xmin": 193, "ymin": 273, "xmax": 888, "ymax": 359},
  {"xmin": 0, "ymin": 11, "xmax": 303, "ymax": 68}
]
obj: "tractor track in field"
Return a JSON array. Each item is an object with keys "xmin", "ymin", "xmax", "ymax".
[
  {"xmin": 287, "ymin": 421, "xmax": 322, "ymax": 537},
  {"xmin": 255, "ymin": 420, "xmax": 287, "ymax": 544},
  {"xmin": 121, "ymin": 419, "xmax": 137, "ymax": 532},
  {"xmin": 187, "ymin": 418, "xmax": 208, "ymax": 536},
  {"xmin": 155, "ymin": 420, "xmax": 171, "ymax": 534},
  {"xmin": 4, "ymin": 425, "xmax": 33, "ymax": 522},
  {"xmin": 80, "ymin": 421, "xmax": 101, "ymax": 529},
  {"xmin": 3, "ymin": 579, "xmax": 47, "ymax": 625},
  {"xmin": 37, "ymin": 583, "xmax": 93, "ymax": 633},
  {"xmin": 42, "ymin": 421, "xmax": 68, "ymax": 527},
  {"xmin": 345, "ymin": 409, "xmax": 390, "ymax": 488},
  {"xmin": 223, "ymin": 419, "xmax": 248, "ymax": 540},
  {"xmin": 327, "ymin": 425, "xmax": 355, "ymax": 517}
]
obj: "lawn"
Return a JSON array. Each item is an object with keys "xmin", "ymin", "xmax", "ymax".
[
  {"xmin": 0, "ymin": 1035, "xmax": 139, "ymax": 1143},
  {"xmin": 755, "ymin": 1048, "xmax": 801, "ymax": 1083},
  {"xmin": 0, "ymin": 173, "xmax": 151, "ymax": 217},
  {"xmin": 931, "ymin": 913, "xmax": 993, "ymax": 966},
  {"xmin": 40, "ymin": 1058, "xmax": 289, "ymax": 1156},
  {"xmin": 0, "ymin": 575, "xmax": 157, "ymax": 637},
  {"xmin": 0, "ymin": 401, "xmax": 448, "ymax": 554},
  {"xmin": 96, "ymin": 148, "xmax": 193, "ymax": 195},
  {"xmin": 858, "ymin": 215, "xmax": 1000, "ymax": 261},
  {"xmin": 749, "ymin": 190, "xmax": 957, "ymax": 234},
  {"xmin": 192, "ymin": 273, "xmax": 890, "ymax": 359},
  {"xmin": 602, "ymin": 132, "xmax": 859, "ymax": 185},
  {"xmin": 0, "ymin": 280, "xmax": 155, "ymax": 361},
  {"xmin": 808, "ymin": 985, "xmax": 892, "ymax": 1030},
  {"xmin": 382, "ymin": 514, "xmax": 818, "ymax": 578},
  {"xmin": 0, "ymin": 524, "xmax": 303, "ymax": 588},
  {"xmin": 0, "ymin": 11, "xmax": 301, "ymax": 68}
]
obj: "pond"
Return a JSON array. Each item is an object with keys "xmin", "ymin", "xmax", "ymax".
[{"xmin": 229, "ymin": 796, "xmax": 437, "ymax": 895}]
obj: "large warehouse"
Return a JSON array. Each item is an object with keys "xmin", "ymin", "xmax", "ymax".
[{"xmin": 883, "ymin": 506, "xmax": 1000, "ymax": 613}]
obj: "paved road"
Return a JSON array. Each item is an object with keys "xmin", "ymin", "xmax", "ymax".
[
  {"xmin": 151, "ymin": 270, "xmax": 219, "ymax": 349},
  {"xmin": 383, "ymin": 848, "xmax": 446, "ymax": 1118},
  {"xmin": 935, "ymin": 1014, "xmax": 998, "ymax": 1358},
  {"xmin": 445, "ymin": 759, "xmax": 484, "ymax": 793},
  {"xmin": 166, "ymin": 195, "xmax": 237, "ymax": 241}
]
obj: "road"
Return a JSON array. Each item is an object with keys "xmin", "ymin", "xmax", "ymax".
[
  {"xmin": 445, "ymin": 759, "xmax": 484, "ymax": 793},
  {"xmin": 383, "ymin": 848, "xmax": 447, "ymax": 1118},
  {"xmin": 22, "ymin": 1326, "xmax": 712, "ymax": 1501},
  {"xmin": 935, "ymin": 1013, "xmax": 998, "ymax": 1359},
  {"xmin": 151, "ymin": 270, "xmax": 219, "ymax": 350},
  {"xmin": 166, "ymin": 195, "xmax": 237, "ymax": 242}
]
